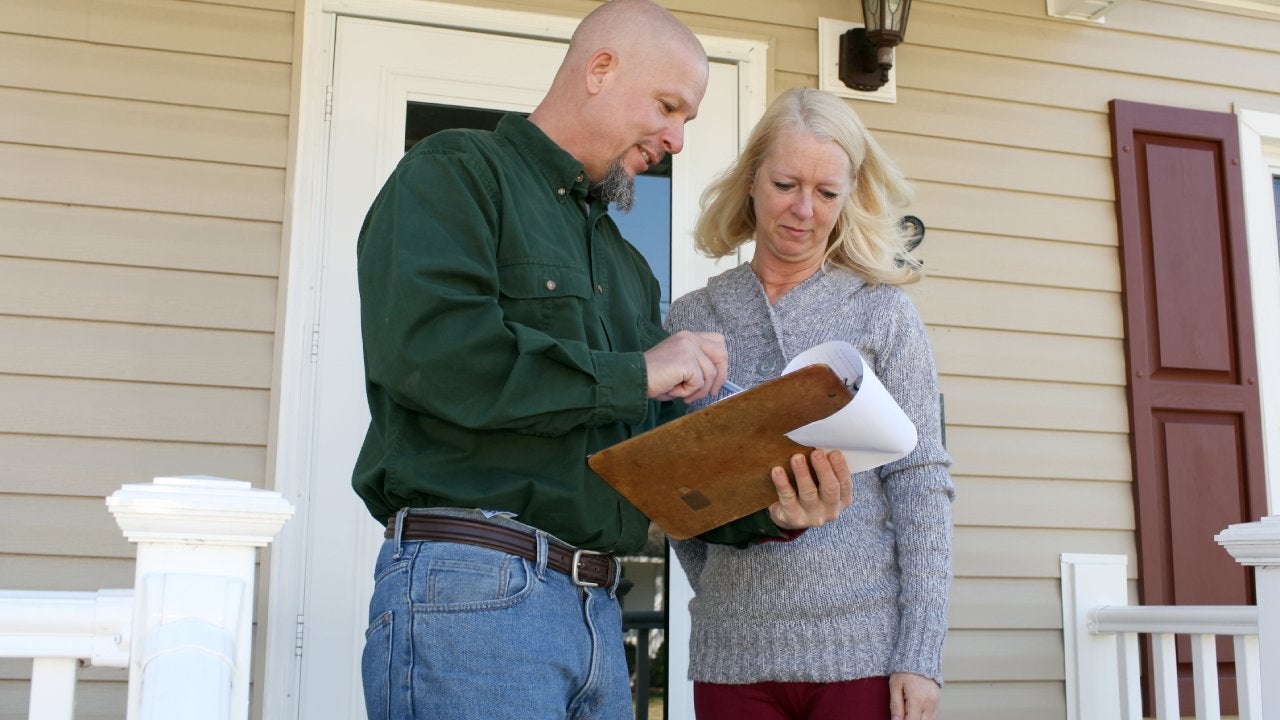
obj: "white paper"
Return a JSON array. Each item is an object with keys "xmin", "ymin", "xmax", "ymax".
[{"xmin": 781, "ymin": 341, "xmax": 918, "ymax": 473}]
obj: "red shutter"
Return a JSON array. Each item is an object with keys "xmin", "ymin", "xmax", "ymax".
[{"xmin": 1110, "ymin": 99, "xmax": 1267, "ymax": 714}]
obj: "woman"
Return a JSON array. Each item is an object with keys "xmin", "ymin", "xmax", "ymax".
[{"xmin": 665, "ymin": 87, "xmax": 955, "ymax": 720}]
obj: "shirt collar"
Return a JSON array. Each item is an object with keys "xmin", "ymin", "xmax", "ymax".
[{"xmin": 496, "ymin": 113, "xmax": 592, "ymax": 206}]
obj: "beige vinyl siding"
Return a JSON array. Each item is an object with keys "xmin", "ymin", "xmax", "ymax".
[
  {"xmin": 661, "ymin": 0, "xmax": 1276, "ymax": 717},
  {"xmin": 0, "ymin": 0, "xmax": 291, "ymax": 716}
]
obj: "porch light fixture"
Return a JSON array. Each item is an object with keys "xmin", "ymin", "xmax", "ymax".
[{"xmin": 839, "ymin": 0, "xmax": 913, "ymax": 92}]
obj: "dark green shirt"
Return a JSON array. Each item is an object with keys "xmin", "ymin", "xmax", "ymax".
[
  {"xmin": 353, "ymin": 114, "xmax": 784, "ymax": 554},
  {"xmin": 353, "ymin": 114, "xmax": 680, "ymax": 554}
]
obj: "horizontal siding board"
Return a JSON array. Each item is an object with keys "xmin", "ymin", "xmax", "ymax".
[
  {"xmin": 0, "ymin": 375, "xmax": 270, "ymax": 444},
  {"xmin": 943, "ymin": 629, "xmax": 1065, "ymax": 681},
  {"xmin": 0, "ymin": 433, "xmax": 267, "ymax": 496},
  {"xmin": 945, "ymin": 426, "xmax": 1132, "ymax": 481},
  {"xmin": 938, "ymin": 376, "xmax": 1130, "ymax": 433},
  {"xmin": 667, "ymin": 0, "xmax": 852, "ymax": 29},
  {"xmin": 938, "ymin": 0, "xmax": 1280, "ymax": 52},
  {"xmin": 0, "ymin": 0, "xmax": 292, "ymax": 62},
  {"xmin": 927, "ymin": 327, "xmax": 1127, "ymax": 386},
  {"xmin": 0, "ymin": 495, "xmax": 134, "ymax": 559},
  {"xmin": 902, "ymin": 43, "xmax": 1280, "ymax": 115},
  {"xmin": 912, "ymin": 181, "xmax": 1117, "ymax": 245},
  {"xmin": 858, "ymin": 88, "xmax": 1111, "ymax": 157},
  {"xmin": 1109, "ymin": 0, "xmax": 1280, "ymax": 50},
  {"xmin": 920, "ymin": 231, "xmax": 1121, "ymax": 292},
  {"xmin": 953, "ymin": 526, "xmax": 1136, "ymax": 578},
  {"xmin": 909, "ymin": 2, "xmax": 1280, "ymax": 93},
  {"xmin": 948, "ymin": 577, "xmax": 1063, "ymax": 629},
  {"xmin": 0, "ymin": 144, "xmax": 285, "ymax": 222},
  {"xmin": 195, "ymin": 0, "xmax": 293, "ymax": 11},
  {"xmin": 953, "ymin": 477, "xmax": 1135, "ymax": 529},
  {"xmin": 907, "ymin": 277, "xmax": 1123, "ymax": 338},
  {"xmin": 942, "ymin": 680, "xmax": 1066, "ymax": 720},
  {"xmin": 0, "ymin": 316, "xmax": 273, "ymax": 388},
  {"xmin": 0, "ymin": 199, "xmax": 281, "ymax": 276},
  {"xmin": 0, "ymin": 33, "xmax": 289, "ymax": 114},
  {"xmin": 0, "ymin": 258, "xmax": 277, "ymax": 332},
  {"xmin": 0, "ymin": 679, "xmax": 125, "ymax": 719},
  {"xmin": 881, "ymin": 133, "xmax": 1113, "ymax": 201},
  {"xmin": 0, "ymin": 88, "xmax": 288, "ymax": 167},
  {"xmin": 0, "ymin": 555, "xmax": 134, "ymax": 592}
]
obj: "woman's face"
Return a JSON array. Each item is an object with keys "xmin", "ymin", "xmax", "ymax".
[{"xmin": 749, "ymin": 128, "xmax": 853, "ymax": 274}]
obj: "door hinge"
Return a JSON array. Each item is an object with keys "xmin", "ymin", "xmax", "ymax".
[
  {"xmin": 295, "ymin": 614, "xmax": 305, "ymax": 656},
  {"xmin": 310, "ymin": 323, "xmax": 321, "ymax": 361},
  {"xmin": 324, "ymin": 84, "xmax": 334, "ymax": 121}
]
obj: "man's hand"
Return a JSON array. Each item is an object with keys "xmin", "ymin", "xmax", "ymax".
[
  {"xmin": 643, "ymin": 331, "xmax": 728, "ymax": 403},
  {"xmin": 890, "ymin": 672, "xmax": 940, "ymax": 720},
  {"xmin": 767, "ymin": 450, "xmax": 852, "ymax": 529}
]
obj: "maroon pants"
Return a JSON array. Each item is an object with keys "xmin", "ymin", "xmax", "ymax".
[{"xmin": 693, "ymin": 677, "xmax": 891, "ymax": 720}]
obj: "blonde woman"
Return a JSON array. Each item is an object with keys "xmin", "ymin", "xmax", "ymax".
[{"xmin": 666, "ymin": 87, "xmax": 955, "ymax": 720}]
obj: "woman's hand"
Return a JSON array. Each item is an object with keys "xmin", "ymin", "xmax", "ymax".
[
  {"xmin": 766, "ymin": 449, "xmax": 852, "ymax": 529},
  {"xmin": 890, "ymin": 672, "xmax": 940, "ymax": 720}
]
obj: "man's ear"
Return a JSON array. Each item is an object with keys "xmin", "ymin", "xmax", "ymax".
[{"xmin": 585, "ymin": 48, "xmax": 618, "ymax": 96}]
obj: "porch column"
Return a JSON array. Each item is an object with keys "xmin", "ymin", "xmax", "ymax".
[
  {"xmin": 1216, "ymin": 515, "xmax": 1280, "ymax": 720},
  {"xmin": 1060, "ymin": 553, "xmax": 1132, "ymax": 720},
  {"xmin": 107, "ymin": 476, "xmax": 294, "ymax": 720}
]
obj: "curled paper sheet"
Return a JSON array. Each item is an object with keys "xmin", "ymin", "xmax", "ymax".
[{"xmin": 782, "ymin": 341, "xmax": 918, "ymax": 473}]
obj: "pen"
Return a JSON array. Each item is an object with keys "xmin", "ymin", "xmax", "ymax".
[{"xmin": 722, "ymin": 379, "xmax": 746, "ymax": 394}]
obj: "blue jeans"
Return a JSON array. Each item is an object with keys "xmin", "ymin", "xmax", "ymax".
[{"xmin": 361, "ymin": 509, "xmax": 633, "ymax": 720}]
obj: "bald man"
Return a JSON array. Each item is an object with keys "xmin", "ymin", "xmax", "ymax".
[{"xmin": 353, "ymin": 1, "xmax": 842, "ymax": 718}]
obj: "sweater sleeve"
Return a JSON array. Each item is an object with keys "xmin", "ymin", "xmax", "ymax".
[{"xmin": 876, "ymin": 292, "xmax": 956, "ymax": 684}]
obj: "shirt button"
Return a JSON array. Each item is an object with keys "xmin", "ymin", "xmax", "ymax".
[
  {"xmin": 546, "ymin": 279, "xmax": 557, "ymax": 291},
  {"xmin": 557, "ymin": 188, "xmax": 566, "ymax": 196},
  {"xmin": 595, "ymin": 284, "xmax": 604, "ymax": 294},
  {"xmin": 576, "ymin": 174, "xmax": 584, "ymax": 183},
  {"xmin": 757, "ymin": 357, "xmax": 779, "ymax": 375}
]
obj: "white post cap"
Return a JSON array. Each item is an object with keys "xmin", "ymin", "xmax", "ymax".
[
  {"xmin": 1216, "ymin": 515, "xmax": 1280, "ymax": 566},
  {"xmin": 106, "ymin": 476, "xmax": 294, "ymax": 546}
]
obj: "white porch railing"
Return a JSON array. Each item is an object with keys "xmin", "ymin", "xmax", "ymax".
[
  {"xmin": 1062, "ymin": 515, "xmax": 1280, "ymax": 720},
  {"xmin": 0, "ymin": 476, "xmax": 293, "ymax": 720}
]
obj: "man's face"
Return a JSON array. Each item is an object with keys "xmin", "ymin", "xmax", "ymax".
[{"xmin": 584, "ymin": 44, "xmax": 708, "ymax": 186}]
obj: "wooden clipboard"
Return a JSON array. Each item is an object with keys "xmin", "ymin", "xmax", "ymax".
[{"xmin": 588, "ymin": 364, "xmax": 854, "ymax": 539}]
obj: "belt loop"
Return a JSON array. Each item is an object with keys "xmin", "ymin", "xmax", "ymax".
[
  {"xmin": 607, "ymin": 557, "xmax": 622, "ymax": 599},
  {"xmin": 392, "ymin": 508, "xmax": 408, "ymax": 559},
  {"xmin": 534, "ymin": 531, "xmax": 549, "ymax": 581}
]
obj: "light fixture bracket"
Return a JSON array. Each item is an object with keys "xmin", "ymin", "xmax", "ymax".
[
  {"xmin": 838, "ymin": 27, "xmax": 890, "ymax": 92},
  {"xmin": 817, "ymin": 18, "xmax": 897, "ymax": 103}
]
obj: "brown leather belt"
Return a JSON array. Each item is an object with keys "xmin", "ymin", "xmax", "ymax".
[{"xmin": 385, "ymin": 514, "xmax": 619, "ymax": 588}]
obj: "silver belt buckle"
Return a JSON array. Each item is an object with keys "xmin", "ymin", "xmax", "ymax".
[{"xmin": 571, "ymin": 548, "xmax": 607, "ymax": 587}]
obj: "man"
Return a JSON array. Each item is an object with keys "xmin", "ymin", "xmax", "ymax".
[{"xmin": 353, "ymin": 2, "xmax": 851, "ymax": 718}]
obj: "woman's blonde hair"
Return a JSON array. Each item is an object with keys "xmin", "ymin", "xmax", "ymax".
[{"xmin": 693, "ymin": 87, "xmax": 921, "ymax": 286}]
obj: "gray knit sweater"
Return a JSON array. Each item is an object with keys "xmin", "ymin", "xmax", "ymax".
[{"xmin": 664, "ymin": 262, "xmax": 955, "ymax": 685}]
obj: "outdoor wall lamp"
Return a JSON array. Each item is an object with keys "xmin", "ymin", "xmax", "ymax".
[{"xmin": 839, "ymin": 0, "xmax": 913, "ymax": 92}]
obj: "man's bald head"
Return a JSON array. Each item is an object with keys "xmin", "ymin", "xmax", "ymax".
[
  {"xmin": 566, "ymin": 0, "xmax": 706, "ymax": 72},
  {"xmin": 530, "ymin": 0, "xmax": 708, "ymax": 194}
]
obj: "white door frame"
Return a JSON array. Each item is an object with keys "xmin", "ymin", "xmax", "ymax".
[
  {"xmin": 266, "ymin": 2, "xmax": 766, "ymax": 718},
  {"xmin": 1237, "ymin": 107, "xmax": 1280, "ymax": 514}
]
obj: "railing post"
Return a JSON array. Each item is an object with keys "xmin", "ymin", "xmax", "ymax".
[
  {"xmin": 1216, "ymin": 516, "xmax": 1280, "ymax": 720},
  {"xmin": 106, "ymin": 476, "xmax": 294, "ymax": 720},
  {"xmin": 1061, "ymin": 553, "xmax": 1129, "ymax": 720}
]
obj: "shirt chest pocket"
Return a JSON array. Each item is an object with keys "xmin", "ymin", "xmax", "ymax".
[{"xmin": 497, "ymin": 260, "xmax": 594, "ymax": 341}]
